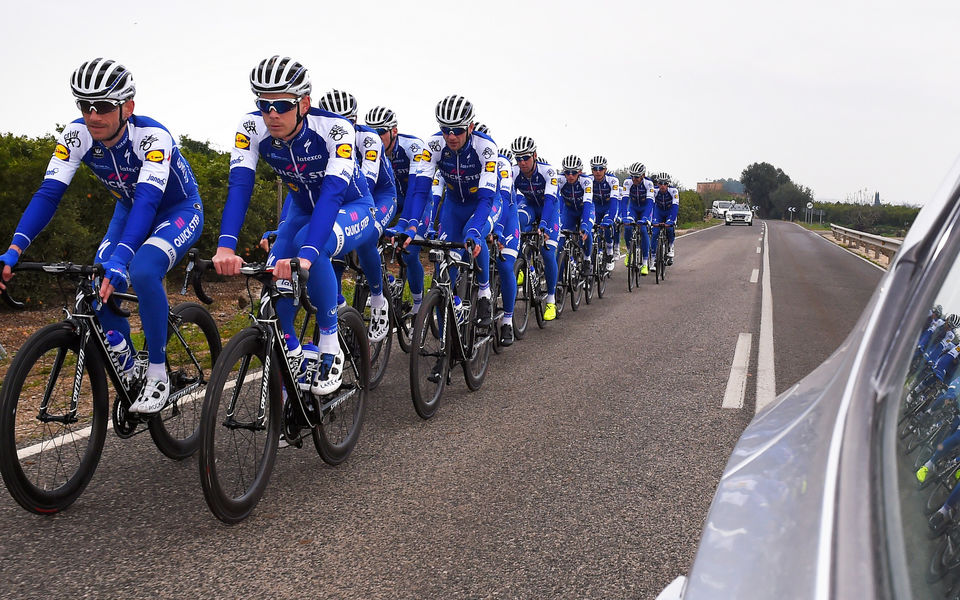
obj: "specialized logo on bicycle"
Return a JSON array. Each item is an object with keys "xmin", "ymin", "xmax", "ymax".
[
  {"xmin": 63, "ymin": 129, "xmax": 82, "ymax": 148},
  {"xmin": 328, "ymin": 124, "xmax": 348, "ymax": 141},
  {"xmin": 243, "ymin": 120, "xmax": 257, "ymax": 135}
]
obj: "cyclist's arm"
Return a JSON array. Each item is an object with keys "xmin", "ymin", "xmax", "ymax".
[
  {"xmin": 219, "ymin": 114, "xmax": 264, "ymax": 251},
  {"xmin": 106, "ymin": 127, "xmax": 175, "ymax": 266},
  {"xmin": 358, "ymin": 129, "xmax": 381, "ymax": 190},
  {"xmin": 398, "ymin": 134, "xmax": 441, "ymax": 231},
  {"xmin": 581, "ymin": 178, "xmax": 595, "ymax": 231},
  {"xmin": 464, "ymin": 139, "xmax": 499, "ymax": 244},
  {"xmin": 667, "ymin": 188, "xmax": 680, "ymax": 224},
  {"xmin": 297, "ymin": 120, "xmax": 357, "ymax": 265},
  {"xmin": 10, "ymin": 122, "xmax": 88, "ymax": 253},
  {"xmin": 540, "ymin": 166, "xmax": 560, "ymax": 232}
]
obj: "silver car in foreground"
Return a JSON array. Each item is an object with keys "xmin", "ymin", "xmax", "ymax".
[
  {"xmin": 659, "ymin": 159, "xmax": 960, "ymax": 599},
  {"xmin": 724, "ymin": 204, "xmax": 753, "ymax": 226}
]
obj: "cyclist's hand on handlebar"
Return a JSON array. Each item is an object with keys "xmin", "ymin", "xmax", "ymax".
[
  {"xmin": 273, "ymin": 257, "xmax": 311, "ymax": 281},
  {"xmin": 213, "ymin": 246, "xmax": 245, "ymax": 276},
  {"xmin": 0, "ymin": 248, "xmax": 20, "ymax": 290},
  {"xmin": 400, "ymin": 225, "xmax": 418, "ymax": 248},
  {"xmin": 98, "ymin": 260, "xmax": 129, "ymax": 302}
]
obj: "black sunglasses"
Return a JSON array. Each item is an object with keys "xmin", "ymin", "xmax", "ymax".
[
  {"xmin": 563, "ymin": 170, "xmax": 580, "ymax": 176},
  {"xmin": 516, "ymin": 154, "xmax": 533, "ymax": 162},
  {"xmin": 591, "ymin": 166, "xmax": 605, "ymax": 171},
  {"xmin": 440, "ymin": 126, "xmax": 468, "ymax": 136},
  {"xmin": 256, "ymin": 97, "xmax": 301, "ymax": 114},
  {"xmin": 374, "ymin": 127, "xmax": 391, "ymax": 135},
  {"xmin": 76, "ymin": 99, "xmax": 122, "ymax": 114}
]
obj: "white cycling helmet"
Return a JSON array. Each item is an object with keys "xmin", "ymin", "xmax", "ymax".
[
  {"xmin": 435, "ymin": 95, "xmax": 475, "ymax": 127},
  {"xmin": 474, "ymin": 122, "xmax": 490, "ymax": 135},
  {"xmin": 511, "ymin": 136, "xmax": 537, "ymax": 156},
  {"xmin": 656, "ymin": 172, "xmax": 672, "ymax": 185},
  {"xmin": 318, "ymin": 89, "xmax": 358, "ymax": 120},
  {"xmin": 250, "ymin": 56, "xmax": 311, "ymax": 96},
  {"xmin": 949, "ymin": 314, "xmax": 960, "ymax": 328},
  {"xmin": 365, "ymin": 106, "xmax": 398, "ymax": 130},
  {"xmin": 561, "ymin": 155, "xmax": 583, "ymax": 172},
  {"xmin": 628, "ymin": 162, "xmax": 646, "ymax": 177},
  {"xmin": 70, "ymin": 58, "xmax": 136, "ymax": 101},
  {"xmin": 499, "ymin": 147, "xmax": 515, "ymax": 164},
  {"xmin": 590, "ymin": 155, "xmax": 608, "ymax": 169}
]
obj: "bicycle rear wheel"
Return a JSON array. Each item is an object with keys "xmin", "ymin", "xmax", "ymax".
[
  {"xmin": 149, "ymin": 302, "xmax": 221, "ymax": 460},
  {"xmin": 489, "ymin": 260, "xmax": 503, "ymax": 355},
  {"xmin": 463, "ymin": 285, "xmax": 492, "ymax": 391},
  {"xmin": 351, "ymin": 275, "xmax": 392, "ymax": 390},
  {"xmin": 530, "ymin": 248, "xmax": 546, "ymax": 330},
  {"xmin": 198, "ymin": 327, "xmax": 281, "ymax": 524},
  {"xmin": 655, "ymin": 237, "xmax": 665, "ymax": 284},
  {"xmin": 627, "ymin": 239, "xmax": 636, "ymax": 292},
  {"xmin": 409, "ymin": 289, "xmax": 450, "ymax": 419},
  {"xmin": 595, "ymin": 245, "xmax": 607, "ymax": 298},
  {"xmin": 512, "ymin": 255, "xmax": 530, "ymax": 340},
  {"xmin": 312, "ymin": 307, "xmax": 369, "ymax": 465},
  {"xmin": 569, "ymin": 245, "xmax": 583, "ymax": 311},
  {"xmin": 0, "ymin": 323, "xmax": 109, "ymax": 515}
]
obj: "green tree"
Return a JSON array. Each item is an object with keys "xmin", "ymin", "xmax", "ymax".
[
  {"xmin": 741, "ymin": 162, "xmax": 790, "ymax": 217},
  {"xmin": 769, "ymin": 182, "xmax": 813, "ymax": 219},
  {"xmin": 678, "ymin": 190, "xmax": 704, "ymax": 225}
]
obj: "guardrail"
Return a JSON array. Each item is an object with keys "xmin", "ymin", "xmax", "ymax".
[{"xmin": 830, "ymin": 223, "xmax": 902, "ymax": 263}]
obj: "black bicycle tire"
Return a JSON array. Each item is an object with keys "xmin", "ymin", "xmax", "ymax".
[
  {"xmin": 409, "ymin": 289, "xmax": 450, "ymax": 419},
  {"xmin": 148, "ymin": 302, "xmax": 222, "ymax": 460},
  {"xmin": 0, "ymin": 323, "xmax": 109, "ymax": 515},
  {"xmin": 513, "ymin": 255, "xmax": 530, "ymax": 339},
  {"xmin": 198, "ymin": 326, "xmax": 281, "ymax": 524}
]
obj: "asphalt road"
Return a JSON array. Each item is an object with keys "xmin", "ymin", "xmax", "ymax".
[{"xmin": 0, "ymin": 220, "xmax": 882, "ymax": 599}]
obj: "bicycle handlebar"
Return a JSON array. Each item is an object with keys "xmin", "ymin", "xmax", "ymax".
[
  {"xmin": 181, "ymin": 249, "xmax": 216, "ymax": 305},
  {"xmin": 0, "ymin": 261, "xmax": 129, "ymax": 316}
]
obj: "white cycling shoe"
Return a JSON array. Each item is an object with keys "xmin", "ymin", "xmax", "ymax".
[
  {"xmin": 130, "ymin": 376, "xmax": 170, "ymax": 414},
  {"xmin": 369, "ymin": 303, "xmax": 389, "ymax": 342},
  {"xmin": 310, "ymin": 349, "xmax": 345, "ymax": 396}
]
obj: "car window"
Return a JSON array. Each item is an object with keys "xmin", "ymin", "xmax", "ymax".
[{"xmin": 895, "ymin": 253, "xmax": 960, "ymax": 596}]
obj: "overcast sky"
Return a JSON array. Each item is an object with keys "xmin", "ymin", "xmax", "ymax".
[{"xmin": 2, "ymin": 0, "xmax": 957, "ymax": 206}]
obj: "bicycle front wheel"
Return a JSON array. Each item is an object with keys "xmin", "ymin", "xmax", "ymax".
[
  {"xmin": 512, "ymin": 255, "xmax": 530, "ymax": 340},
  {"xmin": 0, "ymin": 322, "xmax": 109, "ymax": 514},
  {"xmin": 149, "ymin": 302, "xmax": 222, "ymax": 460},
  {"xmin": 569, "ymin": 246, "xmax": 583, "ymax": 311},
  {"xmin": 312, "ymin": 306, "xmax": 369, "ymax": 466},
  {"xmin": 198, "ymin": 327, "xmax": 281, "ymax": 524},
  {"xmin": 351, "ymin": 276, "xmax": 393, "ymax": 391},
  {"xmin": 409, "ymin": 289, "xmax": 450, "ymax": 419},
  {"xmin": 463, "ymin": 287, "xmax": 492, "ymax": 391},
  {"xmin": 554, "ymin": 250, "xmax": 567, "ymax": 319}
]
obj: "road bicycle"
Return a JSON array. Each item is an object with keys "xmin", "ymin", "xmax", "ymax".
[
  {"xmin": 652, "ymin": 222, "xmax": 675, "ymax": 283},
  {"xmin": 0, "ymin": 254, "xmax": 220, "ymax": 514},
  {"xmin": 626, "ymin": 222, "xmax": 645, "ymax": 292},
  {"xmin": 557, "ymin": 229, "xmax": 588, "ymax": 311},
  {"xmin": 590, "ymin": 223, "xmax": 610, "ymax": 300},
  {"xmin": 197, "ymin": 258, "xmax": 369, "ymax": 523},
  {"xmin": 408, "ymin": 239, "xmax": 493, "ymax": 420},
  {"xmin": 519, "ymin": 230, "xmax": 549, "ymax": 329}
]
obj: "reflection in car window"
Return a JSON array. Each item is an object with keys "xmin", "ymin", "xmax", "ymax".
[{"xmin": 898, "ymin": 259, "xmax": 960, "ymax": 596}]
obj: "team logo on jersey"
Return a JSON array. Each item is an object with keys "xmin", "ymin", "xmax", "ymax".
[
  {"xmin": 547, "ymin": 169, "xmax": 556, "ymax": 177},
  {"xmin": 272, "ymin": 138, "xmax": 283, "ymax": 148},
  {"xmin": 243, "ymin": 120, "xmax": 257, "ymax": 134},
  {"xmin": 139, "ymin": 135, "xmax": 158, "ymax": 151},
  {"xmin": 469, "ymin": 186, "xmax": 479, "ymax": 193},
  {"xmin": 365, "ymin": 150, "xmax": 378, "ymax": 162},
  {"xmin": 54, "ymin": 144, "xmax": 70, "ymax": 160},
  {"xmin": 235, "ymin": 133, "xmax": 251, "ymax": 149},
  {"xmin": 363, "ymin": 136, "xmax": 375, "ymax": 148},
  {"xmin": 484, "ymin": 161, "xmax": 495, "ymax": 172},
  {"xmin": 410, "ymin": 143, "xmax": 422, "ymax": 154},
  {"xmin": 336, "ymin": 144, "xmax": 352, "ymax": 159},
  {"xmin": 550, "ymin": 178, "xmax": 558, "ymax": 185},
  {"xmin": 585, "ymin": 186, "xmax": 592, "ymax": 193},
  {"xmin": 421, "ymin": 149, "xmax": 432, "ymax": 162},
  {"xmin": 432, "ymin": 178, "xmax": 440, "ymax": 186},
  {"xmin": 500, "ymin": 170, "xmax": 508, "ymax": 178},
  {"xmin": 413, "ymin": 153, "xmax": 422, "ymax": 162},
  {"xmin": 287, "ymin": 183, "xmax": 299, "ymax": 192},
  {"xmin": 63, "ymin": 130, "xmax": 81, "ymax": 148},
  {"xmin": 145, "ymin": 150, "xmax": 165, "ymax": 163},
  {"xmin": 428, "ymin": 140, "xmax": 441, "ymax": 153},
  {"xmin": 92, "ymin": 146, "xmax": 104, "ymax": 158},
  {"xmin": 329, "ymin": 124, "xmax": 348, "ymax": 141},
  {"xmin": 482, "ymin": 147, "xmax": 494, "ymax": 159},
  {"xmin": 110, "ymin": 190, "xmax": 122, "ymax": 199}
]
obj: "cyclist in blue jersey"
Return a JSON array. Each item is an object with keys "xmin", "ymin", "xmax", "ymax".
[
  {"xmin": 395, "ymin": 95, "xmax": 497, "ymax": 327},
  {"xmin": 558, "ymin": 155, "xmax": 595, "ymax": 273},
  {"xmin": 365, "ymin": 106, "xmax": 434, "ymax": 316},
  {"xmin": 650, "ymin": 172, "xmax": 679, "ymax": 269},
  {"xmin": 213, "ymin": 56, "xmax": 384, "ymax": 395},
  {"xmin": 621, "ymin": 162, "xmax": 655, "ymax": 275},
  {"xmin": 511, "ymin": 136, "xmax": 560, "ymax": 321},
  {"xmin": 0, "ymin": 58, "xmax": 204, "ymax": 415},
  {"xmin": 587, "ymin": 156, "xmax": 621, "ymax": 268}
]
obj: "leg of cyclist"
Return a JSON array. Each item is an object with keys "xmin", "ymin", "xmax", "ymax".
[
  {"xmin": 649, "ymin": 223, "xmax": 661, "ymax": 272},
  {"xmin": 438, "ymin": 203, "xmax": 492, "ymax": 325},
  {"xmin": 94, "ymin": 204, "xmax": 135, "ymax": 348},
  {"xmin": 917, "ymin": 412, "xmax": 960, "ymax": 483},
  {"xmin": 639, "ymin": 218, "xmax": 651, "ymax": 275},
  {"xmin": 541, "ymin": 220, "xmax": 559, "ymax": 321},
  {"xmin": 127, "ymin": 202, "xmax": 204, "ymax": 413},
  {"xmin": 495, "ymin": 207, "xmax": 519, "ymax": 346},
  {"xmin": 352, "ymin": 208, "xmax": 389, "ymax": 342}
]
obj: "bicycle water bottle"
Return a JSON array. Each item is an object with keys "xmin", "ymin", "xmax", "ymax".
[
  {"xmin": 453, "ymin": 296, "xmax": 467, "ymax": 326},
  {"xmin": 105, "ymin": 330, "xmax": 135, "ymax": 378},
  {"xmin": 300, "ymin": 342, "xmax": 320, "ymax": 391}
]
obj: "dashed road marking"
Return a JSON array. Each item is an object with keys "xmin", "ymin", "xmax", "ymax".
[{"xmin": 750, "ymin": 268, "xmax": 759, "ymax": 283}]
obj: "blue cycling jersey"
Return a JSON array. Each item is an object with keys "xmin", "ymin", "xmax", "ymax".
[
  {"xmin": 389, "ymin": 133, "xmax": 425, "ymax": 201},
  {"xmin": 513, "ymin": 160, "xmax": 560, "ymax": 231},
  {"xmin": 399, "ymin": 131, "xmax": 498, "ymax": 242},
  {"xmin": 557, "ymin": 175, "xmax": 595, "ymax": 230},
  {"xmin": 356, "ymin": 124, "xmax": 396, "ymax": 198},
  {"xmin": 12, "ymin": 115, "xmax": 200, "ymax": 266},
  {"xmin": 622, "ymin": 177, "xmax": 656, "ymax": 222},
  {"xmin": 654, "ymin": 186, "xmax": 680, "ymax": 223},
  {"xmin": 221, "ymin": 107, "xmax": 370, "ymax": 264}
]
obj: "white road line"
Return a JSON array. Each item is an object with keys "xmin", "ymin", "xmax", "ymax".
[
  {"xmin": 722, "ymin": 333, "xmax": 753, "ymax": 409},
  {"xmin": 756, "ymin": 223, "xmax": 777, "ymax": 412},
  {"xmin": 756, "ymin": 247, "xmax": 761, "ymax": 254},
  {"xmin": 15, "ymin": 370, "xmax": 257, "ymax": 460},
  {"xmin": 750, "ymin": 268, "xmax": 759, "ymax": 283}
]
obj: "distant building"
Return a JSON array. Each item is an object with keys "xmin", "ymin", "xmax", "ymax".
[{"xmin": 874, "ymin": 192, "xmax": 881, "ymax": 206}]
